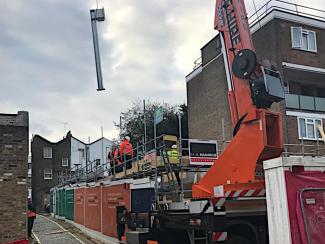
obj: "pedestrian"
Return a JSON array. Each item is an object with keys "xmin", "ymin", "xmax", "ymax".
[
  {"xmin": 117, "ymin": 208, "xmax": 128, "ymax": 242},
  {"xmin": 27, "ymin": 198, "xmax": 36, "ymax": 238},
  {"xmin": 119, "ymin": 136, "xmax": 133, "ymax": 170}
]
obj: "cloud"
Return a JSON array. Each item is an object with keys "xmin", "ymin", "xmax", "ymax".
[{"xmin": 2, "ymin": 0, "xmax": 322, "ymax": 143}]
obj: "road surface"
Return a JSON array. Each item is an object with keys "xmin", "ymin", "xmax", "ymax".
[{"xmin": 32, "ymin": 214, "xmax": 103, "ymax": 244}]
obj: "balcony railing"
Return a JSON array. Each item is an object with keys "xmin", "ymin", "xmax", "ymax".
[{"xmin": 285, "ymin": 94, "xmax": 325, "ymax": 112}]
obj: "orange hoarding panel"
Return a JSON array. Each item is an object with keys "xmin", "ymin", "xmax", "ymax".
[
  {"xmin": 85, "ymin": 186, "xmax": 102, "ymax": 232},
  {"xmin": 102, "ymin": 183, "xmax": 131, "ymax": 238},
  {"xmin": 74, "ymin": 188, "xmax": 85, "ymax": 225}
]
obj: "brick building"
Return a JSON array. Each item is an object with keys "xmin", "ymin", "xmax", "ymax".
[
  {"xmin": 31, "ymin": 132, "xmax": 113, "ymax": 212},
  {"xmin": 31, "ymin": 132, "xmax": 71, "ymax": 212},
  {"xmin": 187, "ymin": 2, "xmax": 325, "ymax": 155},
  {"xmin": 0, "ymin": 111, "xmax": 29, "ymax": 243}
]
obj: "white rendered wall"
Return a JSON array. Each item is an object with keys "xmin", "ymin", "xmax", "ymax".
[
  {"xmin": 88, "ymin": 138, "xmax": 113, "ymax": 166},
  {"xmin": 70, "ymin": 137, "xmax": 86, "ymax": 169}
]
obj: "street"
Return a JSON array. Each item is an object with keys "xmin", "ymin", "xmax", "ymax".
[{"xmin": 32, "ymin": 215, "xmax": 104, "ymax": 244}]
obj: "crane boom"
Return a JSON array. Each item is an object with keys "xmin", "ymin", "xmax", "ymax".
[{"xmin": 192, "ymin": 0, "xmax": 285, "ymax": 199}]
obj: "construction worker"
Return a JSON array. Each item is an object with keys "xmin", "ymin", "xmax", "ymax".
[
  {"xmin": 114, "ymin": 147, "xmax": 123, "ymax": 173},
  {"xmin": 167, "ymin": 144, "xmax": 181, "ymax": 187},
  {"xmin": 117, "ymin": 207, "xmax": 128, "ymax": 242},
  {"xmin": 119, "ymin": 136, "xmax": 133, "ymax": 170},
  {"xmin": 27, "ymin": 198, "xmax": 36, "ymax": 238},
  {"xmin": 108, "ymin": 146, "xmax": 115, "ymax": 175},
  {"xmin": 167, "ymin": 144, "xmax": 178, "ymax": 160}
]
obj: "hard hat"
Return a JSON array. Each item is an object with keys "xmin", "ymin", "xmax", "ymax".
[
  {"xmin": 125, "ymin": 136, "xmax": 130, "ymax": 141},
  {"xmin": 171, "ymin": 144, "xmax": 177, "ymax": 149}
]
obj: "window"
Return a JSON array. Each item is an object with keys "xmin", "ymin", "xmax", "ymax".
[
  {"xmin": 44, "ymin": 168, "xmax": 53, "ymax": 180},
  {"xmin": 43, "ymin": 147, "xmax": 52, "ymax": 159},
  {"xmin": 27, "ymin": 178, "xmax": 32, "ymax": 187},
  {"xmin": 291, "ymin": 27, "xmax": 317, "ymax": 52},
  {"xmin": 298, "ymin": 117, "xmax": 322, "ymax": 140},
  {"xmin": 62, "ymin": 157, "xmax": 69, "ymax": 167}
]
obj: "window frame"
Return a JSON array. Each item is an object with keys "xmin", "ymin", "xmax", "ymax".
[
  {"xmin": 291, "ymin": 27, "xmax": 317, "ymax": 52},
  {"xmin": 44, "ymin": 168, "xmax": 53, "ymax": 180},
  {"xmin": 43, "ymin": 147, "xmax": 53, "ymax": 159},
  {"xmin": 297, "ymin": 117, "xmax": 323, "ymax": 140},
  {"xmin": 62, "ymin": 157, "xmax": 69, "ymax": 167}
]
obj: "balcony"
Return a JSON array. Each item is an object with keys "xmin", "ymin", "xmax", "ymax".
[{"xmin": 285, "ymin": 94, "xmax": 325, "ymax": 112}]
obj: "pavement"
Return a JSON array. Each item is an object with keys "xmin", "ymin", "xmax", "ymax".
[{"xmin": 32, "ymin": 214, "xmax": 104, "ymax": 244}]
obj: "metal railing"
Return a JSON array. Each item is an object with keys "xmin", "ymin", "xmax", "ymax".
[
  {"xmin": 57, "ymin": 134, "xmax": 170, "ymax": 186},
  {"xmin": 249, "ymin": 0, "xmax": 325, "ymax": 27},
  {"xmin": 57, "ymin": 135, "xmax": 325, "ymax": 186}
]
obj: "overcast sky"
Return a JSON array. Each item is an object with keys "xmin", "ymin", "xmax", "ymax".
[{"xmin": 0, "ymin": 0, "xmax": 323, "ymax": 143}]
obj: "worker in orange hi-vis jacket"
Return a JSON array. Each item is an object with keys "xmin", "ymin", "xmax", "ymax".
[
  {"xmin": 119, "ymin": 136, "xmax": 133, "ymax": 170},
  {"xmin": 114, "ymin": 147, "xmax": 123, "ymax": 173}
]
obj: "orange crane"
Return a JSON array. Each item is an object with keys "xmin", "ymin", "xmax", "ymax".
[{"xmin": 192, "ymin": 0, "xmax": 285, "ymax": 199}]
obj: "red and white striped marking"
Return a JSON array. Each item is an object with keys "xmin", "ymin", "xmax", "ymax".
[
  {"xmin": 211, "ymin": 188, "xmax": 266, "ymax": 207},
  {"xmin": 212, "ymin": 232, "xmax": 228, "ymax": 242},
  {"xmin": 224, "ymin": 188, "xmax": 266, "ymax": 198},
  {"xmin": 212, "ymin": 197, "xmax": 226, "ymax": 207}
]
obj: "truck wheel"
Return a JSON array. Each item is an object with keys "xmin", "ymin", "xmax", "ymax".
[{"xmin": 227, "ymin": 235, "xmax": 251, "ymax": 244}]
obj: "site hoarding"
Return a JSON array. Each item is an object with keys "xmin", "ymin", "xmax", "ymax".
[{"xmin": 189, "ymin": 139, "xmax": 218, "ymax": 166}]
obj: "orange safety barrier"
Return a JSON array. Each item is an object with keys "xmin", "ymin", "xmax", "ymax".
[
  {"xmin": 102, "ymin": 183, "xmax": 131, "ymax": 238},
  {"xmin": 74, "ymin": 188, "xmax": 85, "ymax": 225},
  {"xmin": 85, "ymin": 186, "xmax": 102, "ymax": 232}
]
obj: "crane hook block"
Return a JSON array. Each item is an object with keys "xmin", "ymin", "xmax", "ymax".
[{"xmin": 232, "ymin": 49, "xmax": 257, "ymax": 79}]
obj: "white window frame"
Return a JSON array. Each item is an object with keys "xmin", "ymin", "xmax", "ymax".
[
  {"xmin": 44, "ymin": 168, "xmax": 53, "ymax": 180},
  {"xmin": 291, "ymin": 27, "xmax": 317, "ymax": 52},
  {"xmin": 43, "ymin": 147, "xmax": 52, "ymax": 159},
  {"xmin": 62, "ymin": 157, "xmax": 69, "ymax": 167},
  {"xmin": 297, "ymin": 117, "xmax": 323, "ymax": 140}
]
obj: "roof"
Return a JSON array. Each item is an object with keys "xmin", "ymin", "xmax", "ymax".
[{"xmin": 32, "ymin": 131, "xmax": 71, "ymax": 145}]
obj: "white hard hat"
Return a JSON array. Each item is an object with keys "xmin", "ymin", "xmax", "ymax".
[
  {"xmin": 171, "ymin": 144, "xmax": 177, "ymax": 149},
  {"xmin": 125, "ymin": 136, "xmax": 130, "ymax": 141}
]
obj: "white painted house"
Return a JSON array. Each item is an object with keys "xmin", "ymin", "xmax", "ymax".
[{"xmin": 70, "ymin": 136, "xmax": 113, "ymax": 170}]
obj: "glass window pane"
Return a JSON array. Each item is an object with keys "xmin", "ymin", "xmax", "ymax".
[
  {"xmin": 308, "ymin": 31, "xmax": 316, "ymax": 51},
  {"xmin": 292, "ymin": 27, "xmax": 302, "ymax": 48},
  {"xmin": 302, "ymin": 33, "xmax": 308, "ymax": 50},
  {"xmin": 307, "ymin": 123, "xmax": 315, "ymax": 138},
  {"xmin": 316, "ymin": 120, "xmax": 322, "ymax": 138},
  {"xmin": 299, "ymin": 118, "xmax": 306, "ymax": 138}
]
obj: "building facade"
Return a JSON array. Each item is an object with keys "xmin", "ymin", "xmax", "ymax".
[
  {"xmin": 31, "ymin": 132, "xmax": 71, "ymax": 212},
  {"xmin": 0, "ymin": 111, "xmax": 29, "ymax": 243},
  {"xmin": 32, "ymin": 132, "xmax": 113, "ymax": 211},
  {"xmin": 70, "ymin": 136, "xmax": 112, "ymax": 170},
  {"xmin": 187, "ymin": 3, "xmax": 325, "ymax": 155}
]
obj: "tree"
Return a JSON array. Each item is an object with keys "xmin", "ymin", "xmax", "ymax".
[{"xmin": 115, "ymin": 100, "xmax": 188, "ymax": 145}]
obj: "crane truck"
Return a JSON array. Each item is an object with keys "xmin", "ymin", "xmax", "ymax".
[
  {"xmin": 51, "ymin": 1, "xmax": 325, "ymax": 243},
  {"xmin": 126, "ymin": 0, "xmax": 325, "ymax": 243}
]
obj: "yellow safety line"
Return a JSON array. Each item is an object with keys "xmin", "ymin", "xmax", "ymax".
[
  {"xmin": 32, "ymin": 230, "xmax": 41, "ymax": 244},
  {"xmin": 38, "ymin": 214, "xmax": 85, "ymax": 244}
]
